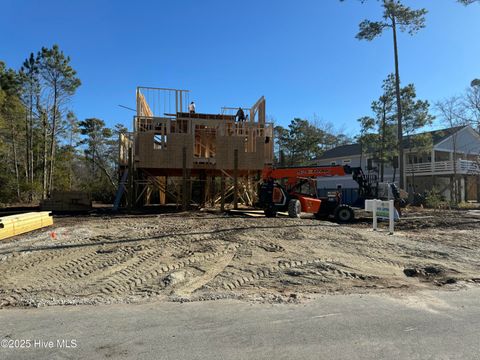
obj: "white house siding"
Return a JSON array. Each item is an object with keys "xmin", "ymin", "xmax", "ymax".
[
  {"xmin": 376, "ymin": 164, "xmax": 396, "ymax": 183},
  {"xmin": 317, "ymin": 175, "xmax": 359, "ymax": 190},
  {"xmin": 434, "ymin": 127, "xmax": 480, "ymax": 155},
  {"xmin": 317, "ymin": 154, "xmax": 362, "ymax": 167},
  {"xmin": 317, "ymin": 155, "xmax": 361, "ymax": 190},
  {"xmin": 317, "ymin": 154, "xmax": 397, "ymax": 187}
]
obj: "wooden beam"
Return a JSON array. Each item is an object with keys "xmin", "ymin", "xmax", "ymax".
[
  {"xmin": 182, "ymin": 146, "xmax": 188, "ymax": 211},
  {"xmin": 220, "ymin": 174, "xmax": 226, "ymax": 212},
  {"xmin": 0, "ymin": 212, "xmax": 53, "ymax": 241},
  {"xmin": 234, "ymin": 149, "xmax": 238, "ymax": 210},
  {"xmin": 128, "ymin": 146, "xmax": 133, "ymax": 210},
  {"xmin": 210, "ymin": 176, "xmax": 215, "ymax": 207}
]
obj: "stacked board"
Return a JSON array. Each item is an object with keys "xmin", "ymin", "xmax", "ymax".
[
  {"xmin": 0, "ymin": 212, "xmax": 53, "ymax": 241},
  {"xmin": 40, "ymin": 191, "xmax": 92, "ymax": 212}
]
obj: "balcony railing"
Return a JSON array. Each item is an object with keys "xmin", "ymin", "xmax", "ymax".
[
  {"xmin": 406, "ymin": 160, "xmax": 480, "ymax": 175},
  {"xmin": 134, "ymin": 116, "xmax": 274, "ymax": 138}
]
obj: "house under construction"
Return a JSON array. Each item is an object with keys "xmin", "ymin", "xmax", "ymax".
[{"xmin": 118, "ymin": 87, "xmax": 274, "ymax": 210}]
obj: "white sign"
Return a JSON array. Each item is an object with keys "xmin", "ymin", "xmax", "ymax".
[{"xmin": 365, "ymin": 199, "xmax": 396, "ymax": 235}]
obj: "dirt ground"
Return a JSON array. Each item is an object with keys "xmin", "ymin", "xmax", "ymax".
[{"xmin": 0, "ymin": 208, "xmax": 479, "ymax": 308}]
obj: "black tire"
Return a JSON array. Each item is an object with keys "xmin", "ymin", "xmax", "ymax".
[
  {"xmin": 334, "ymin": 205, "xmax": 354, "ymax": 223},
  {"xmin": 288, "ymin": 199, "xmax": 301, "ymax": 218},
  {"xmin": 264, "ymin": 206, "xmax": 277, "ymax": 218}
]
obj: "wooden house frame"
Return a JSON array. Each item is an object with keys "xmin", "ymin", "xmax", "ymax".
[{"xmin": 118, "ymin": 87, "xmax": 274, "ymax": 209}]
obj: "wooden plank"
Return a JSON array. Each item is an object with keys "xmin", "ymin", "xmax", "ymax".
[
  {"xmin": 229, "ymin": 209, "xmax": 264, "ymax": 214},
  {"xmin": 239, "ymin": 212, "xmax": 264, "ymax": 218},
  {"xmin": 177, "ymin": 112, "xmax": 235, "ymax": 121},
  {"xmin": 0, "ymin": 211, "xmax": 52, "ymax": 224},
  {"xmin": 0, "ymin": 212, "xmax": 53, "ymax": 241}
]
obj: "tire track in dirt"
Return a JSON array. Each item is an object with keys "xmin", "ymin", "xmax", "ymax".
[
  {"xmin": 0, "ymin": 246, "xmax": 169, "ymax": 304},
  {"xmin": 99, "ymin": 243, "xmax": 241, "ymax": 298},
  {"xmin": 66, "ymin": 249, "xmax": 136, "ymax": 279},
  {"xmin": 172, "ymin": 251, "xmax": 236, "ymax": 297},
  {"xmin": 0, "ymin": 248, "xmax": 92, "ymax": 276},
  {"xmin": 78, "ymin": 247, "xmax": 168, "ymax": 296},
  {"xmin": 0, "ymin": 228, "xmax": 239, "ymax": 304},
  {"xmin": 1, "ymin": 212, "xmax": 479, "ymax": 307},
  {"xmin": 0, "ymin": 249, "xmax": 103, "ymax": 291},
  {"xmin": 137, "ymin": 244, "xmax": 241, "ymax": 297},
  {"xmin": 221, "ymin": 258, "xmax": 377, "ymax": 291}
]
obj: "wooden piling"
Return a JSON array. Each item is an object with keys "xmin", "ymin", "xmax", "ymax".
[
  {"xmin": 220, "ymin": 174, "xmax": 226, "ymax": 212},
  {"xmin": 182, "ymin": 146, "xmax": 188, "ymax": 211},
  {"xmin": 234, "ymin": 149, "xmax": 238, "ymax": 210}
]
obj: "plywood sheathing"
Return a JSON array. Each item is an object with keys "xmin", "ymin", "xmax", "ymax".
[
  {"xmin": 135, "ymin": 132, "xmax": 194, "ymax": 169},
  {"xmin": 133, "ymin": 115, "xmax": 273, "ymax": 171}
]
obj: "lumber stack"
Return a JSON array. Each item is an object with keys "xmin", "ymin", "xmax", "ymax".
[
  {"xmin": 40, "ymin": 191, "xmax": 92, "ymax": 212},
  {"xmin": 0, "ymin": 212, "xmax": 53, "ymax": 241}
]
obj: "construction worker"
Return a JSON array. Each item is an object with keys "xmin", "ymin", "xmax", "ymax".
[
  {"xmin": 236, "ymin": 107, "xmax": 245, "ymax": 122},
  {"xmin": 189, "ymin": 101, "xmax": 196, "ymax": 114}
]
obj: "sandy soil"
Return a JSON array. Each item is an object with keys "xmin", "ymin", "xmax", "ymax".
[{"xmin": 0, "ymin": 209, "xmax": 479, "ymax": 307}]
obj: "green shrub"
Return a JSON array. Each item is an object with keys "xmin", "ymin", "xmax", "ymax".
[{"xmin": 425, "ymin": 190, "xmax": 449, "ymax": 209}]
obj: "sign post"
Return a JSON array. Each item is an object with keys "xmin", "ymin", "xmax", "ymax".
[
  {"xmin": 388, "ymin": 200, "xmax": 394, "ymax": 235},
  {"xmin": 365, "ymin": 199, "xmax": 396, "ymax": 235}
]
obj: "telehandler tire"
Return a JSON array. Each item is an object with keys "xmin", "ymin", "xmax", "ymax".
[
  {"xmin": 288, "ymin": 199, "xmax": 301, "ymax": 218},
  {"xmin": 334, "ymin": 204, "xmax": 355, "ymax": 223}
]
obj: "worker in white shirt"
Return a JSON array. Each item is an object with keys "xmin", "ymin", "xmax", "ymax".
[{"xmin": 189, "ymin": 101, "xmax": 196, "ymax": 114}]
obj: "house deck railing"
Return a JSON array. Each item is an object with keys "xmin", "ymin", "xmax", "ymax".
[{"xmin": 406, "ymin": 160, "xmax": 480, "ymax": 175}]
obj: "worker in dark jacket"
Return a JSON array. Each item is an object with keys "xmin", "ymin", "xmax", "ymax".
[{"xmin": 236, "ymin": 107, "xmax": 245, "ymax": 122}]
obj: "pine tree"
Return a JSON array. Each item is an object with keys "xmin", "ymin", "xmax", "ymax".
[
  {"xmin": 37, "ymin": 45, "xmax": 81, "ymax": 196},
  {"xmin": 341, "ymin": 0, "xmax": 428, "ymax": 189}
]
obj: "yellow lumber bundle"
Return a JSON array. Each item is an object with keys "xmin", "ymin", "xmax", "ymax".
[{"xmin": 0, "ymin": 212, "xmax": 53, "ymax": 241}]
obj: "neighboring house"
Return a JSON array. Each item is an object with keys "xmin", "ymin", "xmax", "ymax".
[{"xmin": 316, "ymin": 125, "xmax": 480, "ymax": 203}]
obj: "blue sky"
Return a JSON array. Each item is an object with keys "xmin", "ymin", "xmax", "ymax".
[{"xmin": 1, "ymin": 0, "xmax": 479, "ymax": 136}]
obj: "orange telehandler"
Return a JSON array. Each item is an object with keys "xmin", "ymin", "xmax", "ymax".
[{"xmin": 258, "ymin": 165, "xmax": 378, "ymax": 222}]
